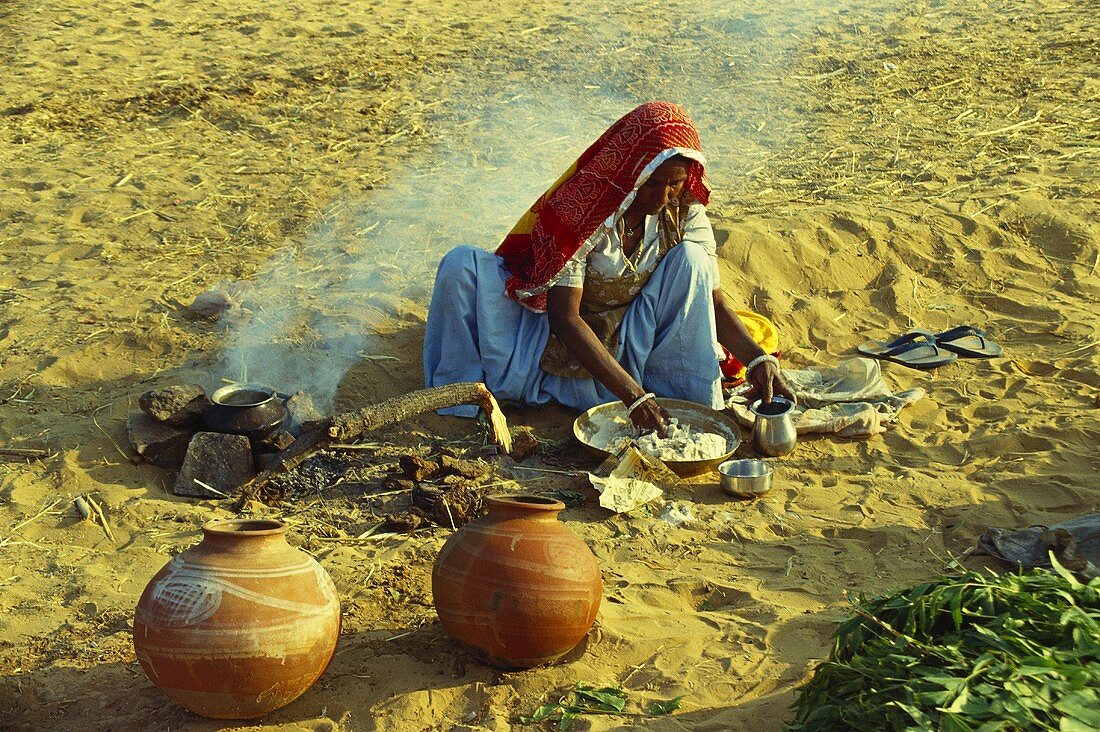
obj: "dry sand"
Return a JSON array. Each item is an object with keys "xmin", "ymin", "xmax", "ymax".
[{"xmin": 1, "ymin": 0, "xmax": 1097, "ymax": 729}]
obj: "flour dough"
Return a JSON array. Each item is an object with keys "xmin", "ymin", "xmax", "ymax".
[{"xmin": 586, "ymin": 412, "xmax": 729, "ymax": 461}]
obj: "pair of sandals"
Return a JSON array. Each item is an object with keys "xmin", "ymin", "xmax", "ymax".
[{"xmin": 857, "ymin": 326, "xmax": 1003, "ymax": 370}]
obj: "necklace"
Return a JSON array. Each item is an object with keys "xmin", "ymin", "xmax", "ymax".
[{"xmin": 617, "ymin": 217, "xmax": 646, "ymax": 273}]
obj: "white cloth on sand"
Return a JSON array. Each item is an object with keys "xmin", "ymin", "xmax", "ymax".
[{"xmin": 726, "ymin": 357, "xmax": 924, "ymax": 438}]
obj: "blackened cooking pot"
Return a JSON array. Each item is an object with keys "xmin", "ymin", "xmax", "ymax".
[{"xmin": 203, "ymin": 384, "xmax": 288, "ymax": 439}]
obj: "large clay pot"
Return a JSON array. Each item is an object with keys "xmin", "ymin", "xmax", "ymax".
[
  {"xmin": 431, "ymin": 495, "xmax": 602, "ymax": 668},
  {"xmin": 133, "ymin": 519, "xmax": 340, "ymax": 719}
]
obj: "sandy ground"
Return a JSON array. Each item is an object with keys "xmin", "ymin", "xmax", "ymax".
[{"xmin": 1, "ymin": 0, "xmax": 1098, "ymax": 729}]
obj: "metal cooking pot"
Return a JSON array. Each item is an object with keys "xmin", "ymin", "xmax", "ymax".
[{"xmin": 203, "ymin": 384, "xmax": 288, "ymax": 439}]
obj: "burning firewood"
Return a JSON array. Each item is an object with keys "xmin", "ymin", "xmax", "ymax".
[{"xmin": 238, "ymin": 382, "xmax": 511, "ymax": 505}]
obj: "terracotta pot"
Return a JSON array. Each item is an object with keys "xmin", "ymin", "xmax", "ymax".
[
  {"xmin": 431, "ymin": 495, "xmax": 602, "ymax": 669},
  {"xmin": 133, "ymin": 519, "xmax": 341, "ymax": 719}
]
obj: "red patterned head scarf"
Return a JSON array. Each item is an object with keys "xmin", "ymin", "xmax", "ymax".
[{"xmin": 495, "ymin": 101, "xmax": 710, "ymax": 311}]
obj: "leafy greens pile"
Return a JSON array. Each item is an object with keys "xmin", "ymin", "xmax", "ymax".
[
  {"xmin": 788, "ymin": 565, "xmax": 1100, "ymax": 731},
  {"xmin": 520, "ymin": 682, "xmax": 683, "ymax": 730}
]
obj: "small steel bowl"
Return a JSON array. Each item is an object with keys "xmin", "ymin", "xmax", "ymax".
[{"xmin": 719, "ymin": 459, "xmax": 774, "ymax": 498}]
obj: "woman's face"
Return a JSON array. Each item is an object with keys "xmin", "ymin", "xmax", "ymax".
[{"xmin": 628, "ymin": 157, "xmax": 689, "ymax": 216}]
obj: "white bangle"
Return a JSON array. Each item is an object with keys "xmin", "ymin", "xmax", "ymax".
[
  {"xmin": 744, "ymin": 354, "xmax": 779, "ymax": 378},
  {"xmin": 625, "ymin": 392, "xmax": 656, "ymax": 414}
]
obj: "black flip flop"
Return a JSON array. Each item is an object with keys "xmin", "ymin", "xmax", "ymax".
[
  {"xmin": 934, "ymin": 325, "xmax": 1003, "ymax": 358},
  {"xmin": 856, "ymin": 330, "xmax": 958, "ymax": 370}
]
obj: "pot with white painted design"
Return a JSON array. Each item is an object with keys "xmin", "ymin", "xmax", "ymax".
[
  {"xmin": 132, "ymin": 519, "xmax": 340, "ymax": 719},
  {"xmin": 431, "ymin": 495, "xmax": 602, "ymax": 669}
]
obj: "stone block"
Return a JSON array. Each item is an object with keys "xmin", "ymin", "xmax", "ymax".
[
  {"xmin": 173, "ymin": 432, "xmax": 254, "ymax": 499},
  {"xmin": 285, "ymin": 390, "xmax": 324, "ymax": 435},
  {"xmin": 126, "ymin": 410, "xmax": 193, "ymax": 469},
  {"xmin": 139, "ymin": 384, "xmax": 210, "ymax": 427}
]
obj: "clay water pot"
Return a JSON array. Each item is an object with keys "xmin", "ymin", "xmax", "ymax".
[
  {"xmin": 133, "ymin": 519, "xmax": 341, "ymax": 719},
  {"xmin": 431, "ymin": 495, "xmax": 602, "ymax": 669}
]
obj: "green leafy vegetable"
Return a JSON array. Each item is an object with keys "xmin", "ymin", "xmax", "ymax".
[
  {"xmin": 520, "ymin": 683, "xmax": 685, "ymax": 729},
  {"xmin": 518, "ymin": 703, "xmax": 558, "ymax": 724},
  {"xmin": 787, "ymin": 565, "xmax": 1100, "ymax": 731},
  {"xmin": 566, "ymin": 683, "xmax": 627, "ymax": 714},
  {"xmin": 555, "ymin": 490, "xmax": 587, "ymax": 508}
]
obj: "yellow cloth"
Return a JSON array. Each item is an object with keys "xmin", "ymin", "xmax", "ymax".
[{"xmin": 727, "ymin": 310, "xmax": 780, "ymax": 381}]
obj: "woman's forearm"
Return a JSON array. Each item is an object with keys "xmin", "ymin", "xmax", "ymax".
[
  {"xmin": 546, "ymin": 287, "xmax": 645, "ymax": 404},
  {"xmin": 713, "ymin": 288, "xmax": 793, "ymax": 402},
  {"xmin": 553, "ymin": 314, "xmax": 646, "ymax": 403}
]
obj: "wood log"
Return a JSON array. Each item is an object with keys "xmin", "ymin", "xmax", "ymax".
[{"xmin": 238, "ymin": 382, "xmax": 510, "ymax": 505}]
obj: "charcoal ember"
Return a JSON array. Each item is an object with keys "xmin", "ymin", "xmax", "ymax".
[
  {"xmin": 400, "ymin": 455, "xmax": 438, "ymax": 481},
  {"xmin": 508, "ymin": 426, "xmax": 540, "ymax": 461},
  {"xmin": 438, "ymin": 454, "xmax": 487, "ymax": 479},
  {"xmin": 285, "ymin": 390, "xmax": 324, "ymax": 436},
  {"xmin": 252, "ymin": 428, "xmax": 295, "ymax": 453},
  {"xmin": 411, "ymin": 482, "xmax": 443, "ymax": 513},
  {"xmin": 139, "ymin": 384, "xmax": 210, "ymax": 427},
  {"xmin": 381, "ymin": 513, "xmax": 424, "ymax": 533},
  {"xmin": 430, "ymin": 484, "xmax": 483, "ymax": 528},
  {"xmin": 173, "ymin": 432, "xmax": 253, "ymax": 498},
  {"xmin": 126, "ymin": 410, "xmax": 193, "ymax": 469}
]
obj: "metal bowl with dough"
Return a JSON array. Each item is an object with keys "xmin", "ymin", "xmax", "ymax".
[{"xmin": 573, "ymin": 398, "xmax": 741, "ymax": 478}]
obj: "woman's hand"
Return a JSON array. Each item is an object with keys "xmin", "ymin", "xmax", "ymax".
[
  {"xmin": 629, "ymin": 396, "xmax": 670, "ymax": 436},
  {"xmin": 747, "ymin": 360, "xmax": 795, "ymax": 404},
  {"xmin": 712, "ymin": 290, "xmax": 795, "ymax": 404}
]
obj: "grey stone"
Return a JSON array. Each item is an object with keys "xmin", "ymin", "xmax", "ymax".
[
  {"xmin": 183, "ymin": 287, "xmax": 246, "ymax": 321},
  {"xmin": 126, "ymin": 409, "xmax": 193, "ymax": 469},
  {"xmin": 173, "ymin": 432, "xmax": 254, "ymax": 499},
  {"xmin": 285, "ymin": 390, "xmax": 324, "ymax": 435},
  {"xmin": 255, "ymin": 452, "xmax": 280, "ymax": 473},
  {"xmin": 139, "ymin": 384, "xmax": 210, "ymax": 427}
]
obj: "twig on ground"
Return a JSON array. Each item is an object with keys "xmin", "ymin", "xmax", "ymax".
[
  {"xmin": 92, "ymin": 404, "xmax": 131, "ymax": 462},
  {"xmin": 4, "ymin": 497, "xmax": 65, "ymax": 538},
  {"xmin": 972, "ymin": 111, "xmax": 1042, "ymax": 138},
  {"xmin": 193, "ymin": 479, "xmax": 231, "ymax": 498},
  {"xmin": 0, "ymin": 448, "xmax": 52, "ymax": 460},
  {"xmin": 83, "ymin": 495, "xmax": 116, "ymax": 542}
]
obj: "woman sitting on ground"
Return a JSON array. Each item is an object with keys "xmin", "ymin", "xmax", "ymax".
[{"xmin": 423, "ymin": 101, "xmax": 792, "ymax": 433}]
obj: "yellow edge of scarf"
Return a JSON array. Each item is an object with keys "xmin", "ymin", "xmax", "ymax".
[{"xmin": 506, "ymin": 159, "xmax": 580, "ymax": 237}]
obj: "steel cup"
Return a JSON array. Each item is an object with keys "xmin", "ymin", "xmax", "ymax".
[{"xmin": 748, "ymin": 396, "xmax": 797, "ymax": 457}]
